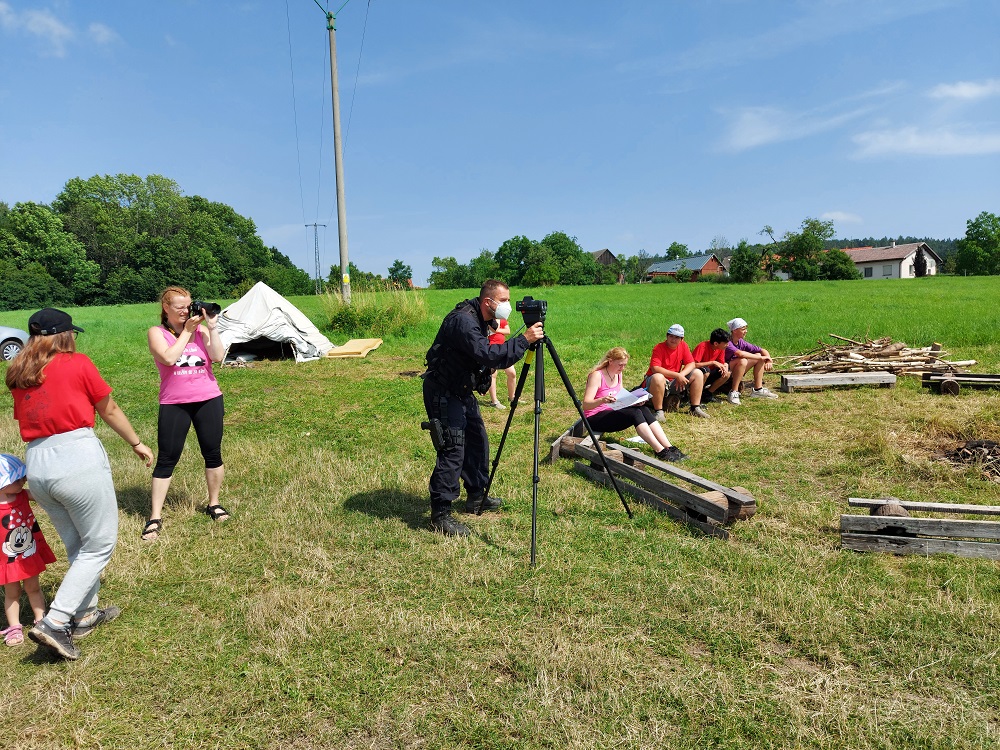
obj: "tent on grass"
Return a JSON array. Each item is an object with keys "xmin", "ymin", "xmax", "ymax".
[{"xmin": 217, "ymin": 282, "xmax": 334, "ymax": 362}]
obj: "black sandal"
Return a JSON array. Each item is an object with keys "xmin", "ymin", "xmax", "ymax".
[
  {"xmin": 141, "ymin": 519, "xmax": 162, "ymax": 541},
  {"xmin": 204, "ymin": 504, "xmax": 230, "ymax": 522}
]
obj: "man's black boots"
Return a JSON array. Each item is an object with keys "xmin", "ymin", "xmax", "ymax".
[
  {"xmin": 431, "ymin": 511, "xmax": 470, "ymax": 537},
  {"xmin": 464, "ymin": 492, "xmax": 502, "ymax": 514}
]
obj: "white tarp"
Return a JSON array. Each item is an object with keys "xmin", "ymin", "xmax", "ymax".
[{"xmin": 217, "ymin": 282, "xmax": 334, "ymax": 362}]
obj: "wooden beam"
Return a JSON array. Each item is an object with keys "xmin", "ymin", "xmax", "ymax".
[
  {"xmin": 574, "ymin": 444, "xmax": 730, "ymax": 522},
  {"xmin": 841, "ymin": 533, "xmax": 1000, "ymax": 561},
  {"xmin": 574, "ymin": 463, "xmax": 728, "ymax": 538},
  {"xmin": 780, "ymin": 372, "xmax": 896, "ymax": 393},
  {"xmin": 608, "ymin": 444, "xmax": 756, "ymax": 508},
  {"xmin": 848, "ymin": 498, "xmax": 1000, "ymax": 516},
  {"xmin": 840, "ymin": 514, "xmax": 1000, "ymax": 540}
]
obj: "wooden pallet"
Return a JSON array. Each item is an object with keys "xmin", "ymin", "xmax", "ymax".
[
  {"xmin": 780, "ymin": 372, "xmax": 896, "ymax": 393},
  {"xmin": 841, "ymin": 497, "xmax": 1000, "ymax": 561},
  {"xmin": 921, "ymin": 371, "xmax": 1000, "ymax": 395},
  {"xmin": 571, "ymin": 442, "xmax": 756, "ymax": 538}
]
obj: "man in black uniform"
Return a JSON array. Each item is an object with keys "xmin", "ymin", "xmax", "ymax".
[{"xmin": 423, "ymin": 279, "xmax": 545, "ymax": 536}]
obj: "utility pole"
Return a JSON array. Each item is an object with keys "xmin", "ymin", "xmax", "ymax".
[
  {"xmin": 312, "ymin": 0, "xmax": 352, "ymax": 304},
  {"xmin": 305, "ymin": 222, "xmax": 327, "ymax": 294}
]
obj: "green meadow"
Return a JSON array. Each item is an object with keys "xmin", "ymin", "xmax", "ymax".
[{"xmin": 1, "ymin": 275, "xmax": 999, "ymax": 749}]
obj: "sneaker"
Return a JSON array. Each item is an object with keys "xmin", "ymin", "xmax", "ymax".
[
  {"xmin": 653, "ymin": 409, "xmax": 665, "ymax": 422},
  {"xmin": 750, "ymin": 387, "xmax": 778, "ymax": 399},
  {"xmin": 662, "ymin": 446, "xmax": 688, "ymax": 462},
  {"xmin": 728, "ymin": 391, "xmax": 741, "ymax": 405},
  {"xmin": 71, "ymin": 606, "xmax": 121, "ymax": 640},
  {"xmin": 487, "ymin": 401, "xmax": 506, "ymax": 410},
  {"xmin": 702, "ymin": 391, "xmax": 718, "ymax": 404},
  {"xmin": 689, "ymin": 405, "xmax": 710, "ymax": 419},
  {"xmin": 430, "ymin": 512, "xmax": 470, "ymax": 537},
  {"xmin": 28, "ymin": 619, "xmax": 80, "ymax": 660},
  {"xmin": 463, "ymin": 493, "xmax": 502, "ymax": 514}
]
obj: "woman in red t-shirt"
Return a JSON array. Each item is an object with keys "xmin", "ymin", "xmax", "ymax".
[
  {"xmin": 5, "ymin": 308, "xmax": 153, "ymax": 661},
  {"xmin": 486, "ymin": 318, "xmax": 517, "ymax": 409}
]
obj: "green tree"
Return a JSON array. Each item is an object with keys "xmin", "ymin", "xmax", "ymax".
[
  {"xmin": 338, "ymin": 261, "xmax": 381, "ymax": 291},
  {"xmin": 494, "ymin": 236, "xmax": 535, "ymax": 285},
  {"xmin": 428, "ymin": 256, "xmax": 472, "ymax": 289},
  {"xmin": 664, "ymin": 242, "xmax": 691, "ymax": 260},
  {"xmin": 0, "ymin": 259, "xmax": 73, "ymax": 311},
  {"xmin": 520, "ymin": 245, "xmax": 559, "ymax": 286},
  {"xmin": 819, "ymin": 248, "xmax": 862, "ymax": 280},
  {"xmin": 0, "ymin": 202, "xmax": 101, "ymax": 303},
  {"xmin": 728, "ymin": 239, "xmax": 764, "ymax": 283},
  {"xmin": 956, "ymin": 212, "xmax": 1000, "ymax": 275},
  {"xmin": 780, "ymin": 218, "xmax": 835, "ymax": 281},
  {"xmin": 467, "ymin": 249, "xmax": 500, "ymax": 286},
  {"xmin": 675, "ymin": 265, "xmax": 694, "ymax": 283},
  {"xmin": 387, "ymin": 259, "xmax": 413, "ymax": 287},
  {"xmin": 541, "ymin": 231, "xmax": 595, "ymax": 285},
  {"xmin": 913, "ymin": 247, "xmax": 928, "ymax": 277}
]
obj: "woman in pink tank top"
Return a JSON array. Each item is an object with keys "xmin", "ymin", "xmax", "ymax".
[
  {"xmin": 581, "ymin": 347, "xmax": 687, "ymax": 462},
  {"xmin": 142, "ymin": 286, "xmax": 228, "ymax": 541}
]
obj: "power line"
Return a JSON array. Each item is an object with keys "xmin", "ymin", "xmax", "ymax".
[{"xmin": 283, "ymin": 0, "xmax": 307, "ymax": 225}]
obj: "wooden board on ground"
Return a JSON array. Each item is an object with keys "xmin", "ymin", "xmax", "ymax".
[
  {"xmin": 842, "ymin": 498, "xmax": 1000, "ymax": 561},
  {"xmin": 325, "ymin": 338, "xmax": 383, "ymax": 358},
  {"xmin": 848, "ymin": 498, "xmax": 1000, "ymax": 516},
  {"xmin": 574, "ymin": 442, "xmax": 756, "ymax": 527},
  {"xmin": 780, "ymin": 372, "xmax": 896, "ymax": 393}
]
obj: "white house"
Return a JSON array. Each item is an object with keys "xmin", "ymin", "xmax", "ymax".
[{"xmin": 842, "ymin": 242, "xmax": 941, "ymax": 279}]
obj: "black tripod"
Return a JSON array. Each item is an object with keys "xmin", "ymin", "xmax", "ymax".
[{"xmin": 483, "ymin": 335, "xmax": 632, "ymax": 567}]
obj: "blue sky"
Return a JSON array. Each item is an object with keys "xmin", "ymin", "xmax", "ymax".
[{"xmin": 1, "ymin": 1, "xmax": 998, "ymax": 286}]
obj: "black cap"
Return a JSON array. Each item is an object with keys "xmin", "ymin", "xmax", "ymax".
[{"xmin": 28, "ymin": 308, "xmax": 84, "ymax": 336}]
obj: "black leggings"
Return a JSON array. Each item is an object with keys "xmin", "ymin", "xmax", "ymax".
[
  {"xmin": 586, "ymin": 405, "xmax": 655, "ymax": 434},
  {"xmin": 153, "ymin": 396, "xmax": 224, "ymax": 479}
]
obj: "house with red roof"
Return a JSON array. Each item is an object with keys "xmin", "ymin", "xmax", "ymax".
[{"xmin": 842, "ymin": 242, "xmax": 941, "ymax": 279}]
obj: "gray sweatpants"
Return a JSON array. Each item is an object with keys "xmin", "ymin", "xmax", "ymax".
[{"xmin": 25, "ymin": 428, "xmax": 118, "ymax": 624}]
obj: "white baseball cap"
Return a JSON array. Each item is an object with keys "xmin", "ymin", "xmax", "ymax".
[{"xmin": 667, "ymin": 324, "xmax": 685, "ymax": 337}]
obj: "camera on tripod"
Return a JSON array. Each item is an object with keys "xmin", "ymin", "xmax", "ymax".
[
  {"xmin": 515, "ymin": 296, "xmax": 546, "ymax": 326},
  {"xmin": 189, "ymin": 301, "xmax": 222, "ymax": 318}
]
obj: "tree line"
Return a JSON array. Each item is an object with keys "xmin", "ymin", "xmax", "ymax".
[
  {"xmin": 0, "ymin": 174, "xmax": 314, "ymax": 312},
  {"xmin": 423, "ymin": 212, "xmax": 999, "ymax": 289}
]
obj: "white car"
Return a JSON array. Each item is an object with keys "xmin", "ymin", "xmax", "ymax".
[{"xmin": 0, "ymin": 325, "xmax": 29, "ymax": 361}]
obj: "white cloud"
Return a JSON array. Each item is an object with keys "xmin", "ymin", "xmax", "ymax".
[
  {"xmin": 719, "ymin": 104, "xmax": 872, "ymax": 152},
  {"xmin": 853, "ymin": 126, "xmax": 1000, "ymax": 157},
  {"xmin": 928, "ymin": 79, "xmax": 1000, "ymax": 101},
  {"xmin": 821, "ymin": 211, "xmax": 863, "ymax": 224},
  {"xmin": 88, "ymin": 22, "xmax": 118, "ymax": 46}
]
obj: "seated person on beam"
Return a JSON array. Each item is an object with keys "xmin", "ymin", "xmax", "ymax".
[
  {"xmin": 642, "ymin": 324, "xmax": 709, "ymax": 420},
  {"xmin": 724, "ymin": 317, "xmax": 779, "ymax": 404},
  {"xmin": 692, "ymin": 327, "xmax": 732, "ymax": 403},
  {"xmin": 582, "ymin": 347, "xmax": 686, "ymax": 462}
]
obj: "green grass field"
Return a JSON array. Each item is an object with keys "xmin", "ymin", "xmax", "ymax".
[{"xmin": 1, "ymin": 276, "xmax": 999, "ymax": 749}]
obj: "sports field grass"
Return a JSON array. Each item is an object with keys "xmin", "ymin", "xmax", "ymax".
[{"xmin": 1, "ymin": 276, "xmax": 999, "ymax": 749}]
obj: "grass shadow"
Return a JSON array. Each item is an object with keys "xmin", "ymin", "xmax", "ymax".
[{"xmin": 344, "ymin": 489, "xmax": 428, "ymax": 531}]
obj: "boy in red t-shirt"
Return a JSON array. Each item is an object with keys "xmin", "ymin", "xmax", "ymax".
[
  {"xmin": 642, "ymin": 324, "xmax": 709, "ymax": 419},
  {"xmin": 692, "ymin": 327, "xmax": 732, "ymax": 403}
]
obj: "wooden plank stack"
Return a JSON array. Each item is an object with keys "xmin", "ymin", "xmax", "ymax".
[
  {"xmin": 560, "ymin": 437, "xmax": 756, "ymax": 538},
  {"xmin": 779, "ymin": 335, "xmax": 975, "ymax": 377},
  {"xmin": 841, "ymin": 497, "xmax": 1000, "ymax": 561},
  {"xmin": 780, "ymin": 371, "xmax": 896, "ymax": 393}
]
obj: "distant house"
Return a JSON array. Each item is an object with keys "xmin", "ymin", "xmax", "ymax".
[
  {"xmin": 645, "ymin": 253, "xmax": 726, "ymax": 282},
  {"xmin": 591, "ymin": 248, "xmax": 616, "ymax": 266},
  {"xmin": 842, "ymin": 242, "xmax": 941, "ymax": 279}
]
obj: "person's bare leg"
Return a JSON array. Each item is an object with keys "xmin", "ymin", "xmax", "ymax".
[
  {"xmin": 688, "ymin": 369, "xmax": 705, "ymax": 406},
  {"xmin": 752, "ymin": 360, "xmax": 766, "ymax": 389},
  {"xmin": 648, "ymin": 374, "xmax": 666, "ymax": 410},
  {"xmin": 505, "ymin": 367, "xmax": 516, "ymax": 402},
  {"xmin": 729, "ymin": 359, "xmax": 749, "ymax": 393},
  {"xmin": 635, "ymin": 422, "xmax": 665, "ymax": 453},
  {"xmin": 206, "ymin": 466, "xmax": 225, "ymax": 508},
  {"xmin": 488, "ymin": 371, "xmax": 499, "ymax": 404},
  {"xmin": 149, "ymin": 476, "xmax": 172, "ymax": 523},
  {"xmin": 648, "ymin": 421, "xmax": 673, "ymax": 448}
]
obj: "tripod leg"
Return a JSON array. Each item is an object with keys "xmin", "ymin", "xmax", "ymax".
[
  {"xmin": 481, "ymin": 348, "xmax": 535, "ymax": 513},
  {"xmin": 542, "ymin": 337, "xmax": 633, "ymax": 518}
]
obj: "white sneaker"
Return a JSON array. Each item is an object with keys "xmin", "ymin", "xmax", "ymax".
[
  {"xmin": 488, "ymin": 401, "xmax": 507, "ymax": 410},
  {"xmin": 654, "ymin": 409, "xmax": 665, "ymax": 422},
  {"xmin": 750, "ymin": 387, "xmax": 778, "ymax": 399},
  {"xmin": 728, "ymin": 391, "xmax": 741, "ymax": 405}
]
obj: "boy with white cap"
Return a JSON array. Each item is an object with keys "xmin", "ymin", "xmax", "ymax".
[
  {"xmin": 724, "ymin": 318, "xmax": 778, "ymax": 404},
  {"xmin": 642, "ymin": 323, "xmax": 710, "ymax": 419}
]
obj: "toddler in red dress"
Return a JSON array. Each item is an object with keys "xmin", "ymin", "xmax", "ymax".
[{"xmin": 0, "ymin": 454, "xmax": 56, "ymax": 646}]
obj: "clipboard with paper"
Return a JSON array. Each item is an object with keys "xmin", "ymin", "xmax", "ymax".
[{"xmin": 610, "ymin": 387, "xmax": 651, "ymax": 410}]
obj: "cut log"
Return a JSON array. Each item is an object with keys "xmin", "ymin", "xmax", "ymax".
[{"xmin": 940, "ymin": 379, "xmax": 960, "ymax": 396}]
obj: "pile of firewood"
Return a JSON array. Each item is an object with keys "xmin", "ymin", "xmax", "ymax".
[
  {"xmin": 777, "ymin": 335, "xmax": 976, "ymax": 376},
  {"xmin": 943, "ymin": 440, "xmax": 1000, "ymax": 483}
]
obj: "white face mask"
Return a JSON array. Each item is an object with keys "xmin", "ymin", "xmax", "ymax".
[{"xmin": 492, "ymin": 299, "xmax": 512, "ymax": 321}]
